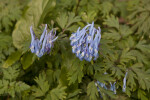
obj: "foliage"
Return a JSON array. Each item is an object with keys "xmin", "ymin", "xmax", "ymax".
[
  {"xmin": 0, "ymin": 0, "xmax": 150, "ymax": 100},
  {"xmin": 0, "ymin": 0, "xmax": 22, "ymax": 32},
  {"xmin": 0, "ymin": 34, "xmax": 15, "ymax": 68},
  {"xmin": 0, "ymin": 63, "xmax": 30, "ymax": 98}
]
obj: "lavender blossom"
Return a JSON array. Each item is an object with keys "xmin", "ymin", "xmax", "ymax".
[
  {"xmin": 110, "ymin": 82, "xmax": 116, "ymax": 94},
  {"xmin": 30, "ymin": 26, "xmax": 36, "ymax": 53},
  {"xmin": 123, "ymin": 71, "xmax": 128, "ymax": 92},
  {"xmin": 95, "ymin": 79, "xmax": 117, "ymax": 99},
  {"xmin": 70, "ymin": 22, "xmax": 101, "ymax": 62},
  {"xmin": 30, "ymin": 24, "xmax": 58, "ymax": 57}
]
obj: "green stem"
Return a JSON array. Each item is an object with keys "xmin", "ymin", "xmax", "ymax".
[{"xmin": 75, "ymin": 0, "xmax": 81, "ymax": 15}]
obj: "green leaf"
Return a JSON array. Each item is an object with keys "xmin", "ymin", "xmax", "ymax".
[
  {"xmin": 119, "ymin": 25, "xmax": 133, "ymax": 38},
  {"xmin": 3, "ymin": 63, "xmax": 20, "ymax": 81},
  {"xmin": 128, "ymin": 0, "xmax": 150, "ymax": 35},
  {"xmin": 15, "ymin": 81, "xmax": 30, "ymax": 93},
  {"xmin": 46, "ymin": 69, "xmax": 54, "ymax": 85},
  {"xmin": 131, "ymin": 63, "xmax": 150, "ymax": 90},
  {"xmin": 86, "ymin": 65, "xmax": 94, "ymax": 75},
  {"xmin": 3, "ymin": 51, "xmax": 22, "ymax": 68},
  {"xmin": 104, "ymin": 53, "xmax": 124, "ymax": 79},
  {"xmin": 126, "ymin": 87, "xmax": 131, "ymax": 97},
  {"xmin": 21, "ymin": 52, "xmax": 35, "ymax": 70},
  {"xmin": 0, "ymin": 34, "xmax": 12, "ymax": 49},
  {"xmin": 127, "ymin": 0, "xmax": 139, "ymax": 10},
  {"xmin": 37, "ymin": 0, "xmax": 56, "ymax": 26},
  {"xmin": 130, "ymin": 50, "xmax": 149, "ymax": 64},
  {"xmin": 136, "ymin": 40, "xmax": 150, "ymax": 53},
  {"xmin": 117, "ymin": 36, "xmax": 135, "ymax": 49},
  {"xmin": 67, "ymin": 89, "xmax": 81, "ymax": 99},
  {"xmin": 0, "ymin": 34, "xmax": 15, "ymax": 67},
  {"xmin": 81, "ymin": 11, "xmax": 97, "ymax": 23},
  {"xmin": 68, "ymin": 60, "xmax": 84, "ymax": 85},
  {"xmin": 7, "ymin": 81, "xmax": 16, "ymax": 97},
  {"xmin": 53, "ymin": 69, "xmax": 61, "ymax": 82},
  {"xmin": 59, "ymin": 67, "xmax": 69, "ymax": 86},
  {"xmin": 66, "ymin": 13, "xmax": 81, "ymax": 29},
  {"xmin": 127, "ymin": 70, "xmax": 137, "ymax": 89},
  {"xmin": 100, "ymin": 1, "xmax": 113, "ymax": 17},
  {"xmin": 120, "ymin": 49, "xmax": 136, "ymax": 64},
  {"xmin": 94, "ymin": 72, "xmax": 114, "ymax": 83},
  {"xmin": 80, "ymin": 0, "xmax": 99, "ymax": 11},
  {"xmin": 0, "ymin": 64, "xmax": 29, "ymax": 98},
  {"xmin": 103, "ymin": 25, "xmax": 132, "ymax": 41},
  {"xmin": 98, "ymin": 86, "xmax": 116, "ymax": 100},
  {"xmin": 103, "ymin": 15, "xmax": 119, "ymax": 29},
  {"xmin": 0, "ymin": 0, "xmax": 22, "ymax": 32},
  {"xmin": 138, "ymin": 89, "xmax": 148, "ymax": 100},
  {"xmin": 100, "ymin": 39, "xmax": 114, "ymax": 58},
  {"xmin": 0, "ymin": 80, "xmax": 9, "ymax": 95},
  {"xmin": 32, "ymin": 72, "xmax": 50, "ymax": 97},
  {"xmin": 103, "ymin": 29, "xmax": 120, "ymax": 41},
  {"xmin": 56, "ymin": 13, "xmax": 68, "ymax": 29},
  {"xmin": 114, "ymin": 0, "xmax": 129, "ymax": 18},
  {"xmin": 0, "ymin": 81, "xmax": 30, "ymax": 98},
  {"xmin": 45, "ymin": 85, "xmax": 67, "ymax": 100},
  {"xmin": 87, "ymin": 81, "xmax": 99, "ymax": 100},
  {"xmin": 58, "ymin": 0, "xmax": 76, "ymax": 9},
  {"xmin": 57, "ymin": 12, "xmax": 80, "ymax": 30}
]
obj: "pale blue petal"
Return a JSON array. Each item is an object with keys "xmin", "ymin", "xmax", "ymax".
[
  {"xmin": 123, "ymin": 72, "xmax": 128, "ymax": 92},
  {"xmin": 39, "ymin": 24, "xmax": 47, "ymax": 44}
]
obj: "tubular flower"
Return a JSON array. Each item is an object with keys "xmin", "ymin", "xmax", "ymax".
[
  {"xmin": 123, "ymin": 71, "xmax": 128, "ymax": 92},
  {"xmin": 110, "ymin": 82, "xmax": 116, "ymax": 94},
  {"xmin": 30, "ymin": 24, "xmax": 58, "ymax": 57},
  {"xmin": 70, "ymin": 22, "xmax": 101, "ymax": 62},
  {"xmin": 95, "ymin": 81, "xmax": 117, "ymax": 92},
  {"xmin": 95, "ymin": 80, "xmax": 117, "ymax": 98},
  {"xmin": 95, "ymin": 72, "xmax": 117, "ymax": 98}
]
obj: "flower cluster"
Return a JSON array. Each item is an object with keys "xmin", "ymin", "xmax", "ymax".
[
  {"xmin": 70, "ymin": 22, "xmax": 101, "ymax": 62},
  {"xmin": 30, "ymin": 24, "xmax": 58, "ymax": 57},
  {"xmin": 95, "ymin": 71, "xmax": 128, "ymax": 98}
]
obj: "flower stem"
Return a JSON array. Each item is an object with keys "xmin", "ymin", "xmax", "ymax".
[{"xmin": 75, "ymin": 0, "xmax": 81, "ymax": 15}]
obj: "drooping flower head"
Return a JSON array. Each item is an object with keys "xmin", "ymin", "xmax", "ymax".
[
  {"xmin": 70, "ymin": 22, "xmax": 101, "ymax": 62},
  {"xmin": 30, "ymin": 24, "xmax": 58, "ymax": 57}
]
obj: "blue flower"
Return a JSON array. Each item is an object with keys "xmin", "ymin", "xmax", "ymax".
[
  {"xmin": 95, "ymin": 81, "xmax": 108, "ymax": 98},
  {"xmin": 30, "ymin": 24, "xmax": 58, "ymax": 57},
  {"xmin": 37, "ymin": 31, "xmax": 48, "ymax": 57},
  {"xmin": 39, "ymin": 24, "xmax": 47, "ymax": 45},
  {"xmin": 95, "ymin": 80, "xmax": 117, "ymax": 99},
  {"xmin": 30, "ymin": 26, "xmax": 36, "ymax": 53},
  {"xmin": 45, "ymin": 29, "xmax": 58, "ymax": 53},
  {"xmin": 70, "ymin": 22, "xmax": 101, "ymax": 62},
  {"xmin": 96, "ymin": 81, "xmax": 107, "ymax": 90},
  {"xmin": 123, "ymin": 71, "xmax": 128, "ymax": 92},
  {"xmin": 110, "ymin": 82, "xmax": 116, "ymax": 94}
]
